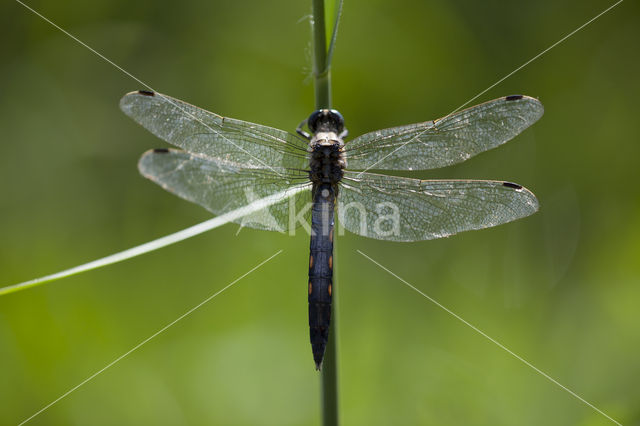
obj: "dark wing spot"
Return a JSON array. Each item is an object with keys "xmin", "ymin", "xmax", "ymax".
[
  {"xmin": 138, "ymin": 90, "xmax": 155, "ymax": 96},
  {"xmin": 153, "ymin": 148, "xmax": 170, "ymax": 154},
  {"xmin": 503, "ymin": 181, "xmax": 522, "ymax": 189},
  {"xmin": 505, "ymin": 95, "xmax": 523, "ymax": 101}
]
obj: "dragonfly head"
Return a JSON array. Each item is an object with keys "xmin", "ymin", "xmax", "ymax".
[{"xmin": 307, "ymin": 109, "xmax": 345, "ymax": 134}]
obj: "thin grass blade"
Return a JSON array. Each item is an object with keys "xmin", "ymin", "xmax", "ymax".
[
  {"xmin": 0, "ymin": 186, "xmax": 306, "ymax": 297},
  {"xmin": 326, "ymin": 0, "xmax": 344, "ymax": 69}
]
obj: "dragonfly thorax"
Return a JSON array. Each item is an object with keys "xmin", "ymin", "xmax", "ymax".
[
  {"xmin": 307, "ymin": 109, "xmax": 346, "ymax": 185},
  {"xmin": 309, "ymin": 138, "xmax": 346, "ymax": 185}
]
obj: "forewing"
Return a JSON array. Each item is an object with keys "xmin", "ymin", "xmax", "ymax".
[
  {"xmin": 121, "ymin": 91, "xmax": 309, "ymax": 170},
  {"xmin": 139, "ymin": 149, "xmax": 312, "ymax": 232},
  {"xmin": 338, "ymin": 171, "xmax": 538, "ymax": 241},
  {"xmin": 346, "ymin": 95, "xmax": 543, "ymax": 171}
]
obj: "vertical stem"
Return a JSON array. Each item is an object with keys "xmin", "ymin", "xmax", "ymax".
[
  {"xmin": 321, "ymin": 240, "xmax": 339, "ymax": 426},
  {"xmin": 312, "ymin": 0, "xmax": 332, "ymax": 110},
  {"xmin": 312, "ymin": 1, "xmax": 338, "ymax": 426}
]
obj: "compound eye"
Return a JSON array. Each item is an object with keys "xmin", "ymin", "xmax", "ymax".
[
  {"xmin": 307, "ymin": 110, "xmax": 322, "ymax": 133},
  {"xmin": 328, "ymin": 109, "xmax": 345, "ymax": 133}
]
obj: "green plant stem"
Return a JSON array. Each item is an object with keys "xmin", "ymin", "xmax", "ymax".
[
  {"xmin": 312, "ymin": 1, "xmax": 338, "ymax": 425},
  {"xmin": 321, "ymin": 241, "xmax": 339, "ymax": 426},
  {"xmin": 312, "ymin": 0, "xmax": 331, "ymax": 110}
]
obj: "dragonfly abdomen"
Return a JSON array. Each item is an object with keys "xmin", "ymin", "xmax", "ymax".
[{"xmin": 308, "ymin": 183, "xmax": 336, "ymax": 370}]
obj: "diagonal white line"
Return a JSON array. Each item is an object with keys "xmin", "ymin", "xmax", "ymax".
[
  {"xmin": 449, "ymin": 0, "xmax": 623, "ymax": 114},
  {"xmin": 15, "ymin": 0, "xmax": 145, "ymax": 90},
  {"xmin": 357, "ymin": 250, "xmax": 622, "ymax": 426},
  {"xmin": 18, "ymin": 250, "xmax": 283, "ymax": 426},
  {"xmin": 355, "ymin": 0, "xmax": 623, "ymax": 176},
  {"xmin": 14, "ymin": 0, "xmax": 286, "ymax": 177}
]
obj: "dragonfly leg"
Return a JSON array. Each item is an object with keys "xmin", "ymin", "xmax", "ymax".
[
  {"xmin": 297, "ymin": 118, "xmax": 311, "ymax": 140},
  {"xmin": 339, "ymin": 128, "xmax": 349, "ymax": 139}
]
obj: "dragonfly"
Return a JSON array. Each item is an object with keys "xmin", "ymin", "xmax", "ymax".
[{"xmin": 120, "ymin": 90, "xmax": 543, "ymax": 369}]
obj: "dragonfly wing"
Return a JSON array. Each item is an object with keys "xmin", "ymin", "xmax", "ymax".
[
  {"xmin": 139, "ymin": 149, "xmax": 312, "ymax": 232},
  {"xmin": 338, "ymin": 171, "xmax": 538, "ymax": 241},
  {"xmin": 121, "ymin": 91, "xmax": 309, "ymax": 170},
  {"xmin": 346, "ymin": 95, "xmax": 543, "ymax": 171}
]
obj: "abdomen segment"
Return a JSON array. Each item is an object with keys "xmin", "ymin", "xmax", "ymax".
[{"xmin": 308, "ymin": 183, "xmax": 335, "ymax": 370}]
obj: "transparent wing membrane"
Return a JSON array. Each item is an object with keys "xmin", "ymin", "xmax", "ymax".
[
  {"xmin": 139, "ymin": 149, "xmax": 312, "ymax": 232},
  {"xmin": 125, "ymin": 91, "xmax": 541, "ymax": 239},
  {"xmin": 338, "ymin": 171, "xmax": 538, "ymax": 241},
  {"xmin": 345, "ymin": 95, "xmax": 543, "ymax": 171},
  {"xmin": 121, "ymin": 91, "xmax": 309, "ymax": 171}
]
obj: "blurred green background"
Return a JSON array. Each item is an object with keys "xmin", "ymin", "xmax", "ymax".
[{"xmin": 1, "ymin": 0, "xmax": 639, "ymax": 424}]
